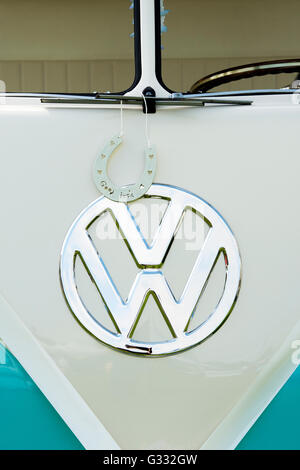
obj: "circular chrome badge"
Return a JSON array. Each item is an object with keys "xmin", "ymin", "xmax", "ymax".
[{"xmin": 60, "ymin": 184, "xmax": 241, "ymax": 356}]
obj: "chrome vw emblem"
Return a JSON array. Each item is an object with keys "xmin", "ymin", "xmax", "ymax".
[{"xmin": 60, "ymin": 184, "xmax": 241, "ymax": 356}]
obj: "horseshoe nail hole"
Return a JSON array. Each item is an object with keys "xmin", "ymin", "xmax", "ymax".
[
  {"xmin": 149, "ymin": 154, "xmax": 154, "ymax": 159},
  {"xmin": 148, "ymin": 170, "xmax": 152, "ymax": 175},
  {"xmin": 97, "ymin": 170, "xmax": 102, "ymax": 174},
  {"xmin": 101, "ymin": 154, "xmax": 106, "ymax": 159}
]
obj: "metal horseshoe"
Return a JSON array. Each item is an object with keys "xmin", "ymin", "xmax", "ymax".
[{"xmin": 93, "ymin": 135, "xmax": 156, "ymax": 202}]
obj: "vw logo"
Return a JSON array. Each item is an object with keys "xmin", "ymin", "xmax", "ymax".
[{"xmin": 60, "ymin": 184, "xmax": 241, "ymax": 356}]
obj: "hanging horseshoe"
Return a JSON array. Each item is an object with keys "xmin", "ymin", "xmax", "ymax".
[{"xmin": 93, "ymin": 135, "xmax": 156, "ymax": 202}]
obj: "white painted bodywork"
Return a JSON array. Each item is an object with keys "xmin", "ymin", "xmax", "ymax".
[
  {"xmin": 0, "ymin": 92, "xmax": 299, "ymax": 449},
  {"xmin": 126, "ymin": 0, "xmax": 169, "ymax": 97},
  {"xmin": 0, "ymin": 0, "xmax": 299, "ymax": 450}
]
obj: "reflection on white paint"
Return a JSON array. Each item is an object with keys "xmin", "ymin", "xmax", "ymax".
[
  {"xmin": 0, "ymin": 342, "xmax": 7, "ymax": 365},
  {"xmin": 0, "ymin": 81, "xmax": 6, "ymax": 105}
]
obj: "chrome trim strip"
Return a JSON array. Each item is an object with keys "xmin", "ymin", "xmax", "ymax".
[{"xmin": 184, "ymin": 89, "xmax": 300, "ymax": 98}]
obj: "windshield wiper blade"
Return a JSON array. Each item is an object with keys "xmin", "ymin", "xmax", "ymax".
[
  {"xmin": 0, "ymin": 91, "xmax": 252, "ymax": 106},
  {"xmin": 40, "ymin": 93, "xmax": 252, "ymax": 106}
]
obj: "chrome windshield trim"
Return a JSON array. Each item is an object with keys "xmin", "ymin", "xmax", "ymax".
[
  {"xmin": 0, "ymin": 92, "xmax": 99, "ymax": 100},
  {"xmin": 183, "ymin": 89, "xmax": 300, "ymax": 98}
]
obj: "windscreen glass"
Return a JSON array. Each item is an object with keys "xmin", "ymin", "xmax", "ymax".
[
  {"xmin": 160, "ymin": 0, "xmax": 300, "ymax": 93},
  {"xmin": 0, "ymin": 0, "xmax": 136, "ymax": 94}
]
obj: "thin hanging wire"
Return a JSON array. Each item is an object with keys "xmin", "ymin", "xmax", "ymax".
[
  {"xmin": 142, "ymin": 94, "xmax": 151, "ymax": 149},
  {"xmin": 119, "ymin": 99, "xmax": 124, "ymax": 138},
  {"xmin": 119, "ymin": 96, "xmax": 151, "ymax": 148}
]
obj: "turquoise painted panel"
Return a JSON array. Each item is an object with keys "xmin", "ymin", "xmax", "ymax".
[
  {"xmin": 0, "ymin": 343, "xmax": 84, "ymax": 450},
  {"xmin": 1, "ymin": 342, "xmax": 298, "ymax": 450},
  {"xmin": 237, "ymin": 366, "xmax": 300, "ymax": 450}
]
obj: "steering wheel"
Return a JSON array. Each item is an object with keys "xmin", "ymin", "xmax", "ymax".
[{"xmin": 189, "ymin": 58, "xmax": 300, "ymax": 93}]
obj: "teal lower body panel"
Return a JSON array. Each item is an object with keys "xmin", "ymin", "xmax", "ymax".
[
  {"xmin": 1, "ymin": 341, "xmax": 299, "ymax": 450},
  {"xmin": 0, "ymin": 343, "xmax": 83, "ymax": 450},
  {"xmin": 237, "ymin": 366, "xmax": 300, "ymax": 450}
]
